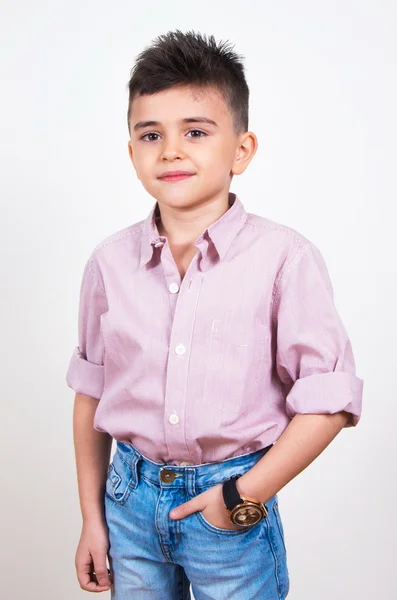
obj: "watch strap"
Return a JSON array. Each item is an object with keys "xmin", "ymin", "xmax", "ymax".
[
  {"xmin": 222, "ymin": 475, "xmax": 242, "ymax": 510},
  {"xmin": 223, "ymin": 474, "xmax": 263, "ymax": 510}
]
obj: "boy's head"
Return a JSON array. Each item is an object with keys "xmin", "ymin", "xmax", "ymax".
[{"xmin": 126, "ymin": 30, "xmax": 257, "ymax": 210}]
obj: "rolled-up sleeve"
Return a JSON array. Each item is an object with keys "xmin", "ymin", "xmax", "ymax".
[
  {"xmin": 272, "ymin": 242, "xmax": 363, "ymax": 427},
  {"xmin": 66, "ymin": 255, "xmax": 108, "ymax": 400}
]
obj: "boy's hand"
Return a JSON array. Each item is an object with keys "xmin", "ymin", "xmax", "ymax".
[
  {"xmin": 75, "ymin": 519, "xmax": 113, "ymax": 592},
  {"xmin": 169, "ymin": 483, "xmax": 245, "ymax": 531}
]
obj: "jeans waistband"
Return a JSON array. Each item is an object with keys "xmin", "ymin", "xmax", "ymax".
[{"xmin": 115, "ymin": 441, "xmax": 273, "ymax": 489}]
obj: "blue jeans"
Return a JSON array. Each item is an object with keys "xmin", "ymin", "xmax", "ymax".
[{"xmin": 104, "ymin": 441, "xmax": 290, "ymax": 599}]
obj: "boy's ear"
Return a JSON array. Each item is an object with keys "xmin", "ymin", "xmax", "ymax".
[
  {"xmin": 231, "ymin": 131, "xmax": 258, "ymax": 176},
  {"xmin": 127, "ymin": 141, "xmax": 141, "ymax": 180},
  {"xmin": 127, "ymin": 141, "xmax": 134, "ymax": 166}
]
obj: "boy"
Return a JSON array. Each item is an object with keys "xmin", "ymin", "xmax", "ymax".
[{"xmin": 66, "ymin": 30, "xmax": 363, "ymax": 600}]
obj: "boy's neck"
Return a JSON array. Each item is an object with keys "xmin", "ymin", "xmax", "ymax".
[{"xmin": 156, "ymin": 192, "xmax": 231, "ymax": 248}]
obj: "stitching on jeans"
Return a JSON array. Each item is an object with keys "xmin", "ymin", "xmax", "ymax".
[
  {"xmin": 264, "ymin": 515, "xmax": 282, "ymax": 598},
  {"xmin": 273, "ymin": 502, "xmax": 287, "ymax": 553},
  {"xmin": 140, "ymin": 472, "xmax": 159, "ymax": 485},
  {"xmin": 105, "ymin": 465, "xmax": 132, "ymax": 505},
  {"xmin": 112, "ymin": 454, "xmax": 135, "ymax": 490},
  {"xmin": 155, "ymin": 486, "xmax": 172, "ymax": 561},
  {"xmin": 194, "ymin": 510, "xmax": 255, "ymax": 536}
]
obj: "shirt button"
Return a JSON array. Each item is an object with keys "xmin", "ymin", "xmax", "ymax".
[
  {"xmin": 154, "ymin": 241, "xmax": 164, "ymax": 248},
  {"xmin": 168, "ymin": 283, "xmax": 180, "ymax": 294},
  {"xmin": 169, "ymin": 413, "xmax": 179, "ymax": 425},
  {"xmin": 179, "ymin": 460, "xmax": 192, "ymax": 466},
  {"xmin": 175, "ymin": 343, "xmax": 186, "ymax": 356}
]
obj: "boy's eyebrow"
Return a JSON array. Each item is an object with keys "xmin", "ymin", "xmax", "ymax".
[{"xmin": 133, "ymin": 117, "xmax": 219, "ymax": 131}]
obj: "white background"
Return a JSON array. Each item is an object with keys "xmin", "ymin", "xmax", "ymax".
[{"xmin": 1, "ymin": 1, "xmax": 396, "ymax": 598}]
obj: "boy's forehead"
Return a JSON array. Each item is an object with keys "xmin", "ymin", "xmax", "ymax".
[{"xmin": 130, "ymin": 86, "xmax": 232, "ymax": 127}]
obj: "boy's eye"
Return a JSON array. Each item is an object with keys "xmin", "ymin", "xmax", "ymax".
[
  {"xmin": 186, "ymin": 129, "xmax": 207, "ymax": 138},
  {"xmin": 140, "ymin": 132, "xmax": 160, "ymax": 142},
  {"xmin": 140, "ymin": 129, "xmax": 207, "ymax": 142}
]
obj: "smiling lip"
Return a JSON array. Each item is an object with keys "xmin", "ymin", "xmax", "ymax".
[{"xmin": 158, "ymin": 171, "xmax": 195, "ymax": 182}]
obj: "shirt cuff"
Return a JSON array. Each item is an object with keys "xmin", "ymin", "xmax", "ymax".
[
  {"xmin": 66, "ymin": 347, "xmax": 104, "ymax": 400},
  {"xmin": 285, "ymin": 371, "xmax": 364, "ymax": 427}
]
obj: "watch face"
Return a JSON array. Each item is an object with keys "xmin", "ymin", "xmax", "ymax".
[{"xmin": 231, "ymin": 503, "xmax": 265, "ymax": 526}]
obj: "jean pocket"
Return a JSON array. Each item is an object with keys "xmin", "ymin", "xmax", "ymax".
[
  {"xmin": 105, "ymin": 451, "xmax": 135, "ymax": 506},
  {"xmin": 196, "ymin": 508, "xmax": 260, "ymax": 536}
]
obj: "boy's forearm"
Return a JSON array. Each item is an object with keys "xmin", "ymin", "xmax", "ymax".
[
  {"xmin": 236, "ymin": 411, "xmax": 351, "ymax": 504},
  {"xmin": 73, "ymin": 393, "xmax": 113, "ymax": 523}
]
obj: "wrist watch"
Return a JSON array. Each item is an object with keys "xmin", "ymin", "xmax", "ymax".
[{"xmin": 222, "ymin": 474, "xmax": 268, "ymax": 527}]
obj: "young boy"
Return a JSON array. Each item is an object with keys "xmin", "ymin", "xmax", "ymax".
[{"xmin": 66, "ymin": 30, "xmax": 363, "ymax": 600}]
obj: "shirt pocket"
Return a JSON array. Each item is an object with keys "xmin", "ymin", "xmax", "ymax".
[{"xmin": 203, "ymin": 317, "xmax": 270, "ymax": 421}]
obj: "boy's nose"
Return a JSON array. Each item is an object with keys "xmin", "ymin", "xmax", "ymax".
[
  {"xmin": 160, "ymin": 140, "xmax": 184, "ymax": 161},
  {"xmin": 161, "ymin": 150, "xmax": 183, "ymax": 160}
]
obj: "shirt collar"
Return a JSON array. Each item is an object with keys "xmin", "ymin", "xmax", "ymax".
[{"xmin": 139, "ymin": 192, "xmax": 248, "ymax": 269}]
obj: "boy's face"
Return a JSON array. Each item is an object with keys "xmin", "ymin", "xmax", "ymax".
[{"xmin": 127, "ymin": 85, "xmax": 257, "ymax": 209}]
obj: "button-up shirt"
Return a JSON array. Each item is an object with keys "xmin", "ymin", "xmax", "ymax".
[{"xmin": 66, "ymin": 193, "xmax": 363, "ymax": 466}]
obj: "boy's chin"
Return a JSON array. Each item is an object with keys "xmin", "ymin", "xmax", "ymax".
[{"xmin": 151, "ymin": 192, "xmax": 208, "ymax": 209}]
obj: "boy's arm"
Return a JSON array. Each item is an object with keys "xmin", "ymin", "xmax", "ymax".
[
  {"xmin": 169, "ymin": 411, "xmax": 351, "ymax": 523},
  {"xmin": 73, "ymin": 393, "xmax": 113, "ymax": 524},
  {"xmin": 67, "ymin": 254, "xmax": 111, "ymax": 522},
  {"xmin": 236, "ymin": 411, "xmax": 350, "ymax": 503}
]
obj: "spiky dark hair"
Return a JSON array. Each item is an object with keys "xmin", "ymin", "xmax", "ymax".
[{"xmin": 127, "ymin": 30, "xmax": 249, "ymax": 135}]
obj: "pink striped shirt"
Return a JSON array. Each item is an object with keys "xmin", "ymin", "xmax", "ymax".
[{"xmin": 66, "ymin": 192, "xmax": 363, "ymax": 465}]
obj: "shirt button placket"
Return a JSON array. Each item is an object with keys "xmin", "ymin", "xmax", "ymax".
[{"xmin": 163, "ymin": 274, "xmax": 204, "ymax": 462}]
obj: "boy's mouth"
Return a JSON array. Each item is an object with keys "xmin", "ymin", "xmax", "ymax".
[{"xmin": 158, "ymin": 170, "xmax": 195, "ymax": 182}]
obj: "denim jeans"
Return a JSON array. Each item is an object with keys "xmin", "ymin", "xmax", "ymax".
[{"xmin": 104, "ymin": 441, "xmax": 290, "ymax": 599}]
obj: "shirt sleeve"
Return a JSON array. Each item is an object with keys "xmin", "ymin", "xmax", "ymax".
[
  {"xmin": 272, "ymin": 242, "xmax": 363, "ymax": 427},
  {"xmin": 66, "ymin": 254, "xmax": 108, "ymax": 400}
]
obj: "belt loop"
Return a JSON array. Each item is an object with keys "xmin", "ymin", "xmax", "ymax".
[
  {"xmin": 185, "ymin": 467, "xmax": 196, "ymax": 497},
  {"xmin": 130, "ymin": 450, "xmax": 142, "ymax": 489}
]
